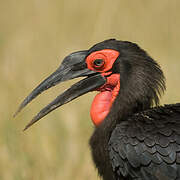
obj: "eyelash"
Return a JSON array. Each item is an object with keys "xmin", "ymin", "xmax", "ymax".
[{"xmin": 93, "ymin": 59, "xmax": 105, "ymax": 69}]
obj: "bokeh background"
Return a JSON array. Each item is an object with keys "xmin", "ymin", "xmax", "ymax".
[{"xmin": 1, "ymin": 0, "xmax": 180, "ymax": 179}]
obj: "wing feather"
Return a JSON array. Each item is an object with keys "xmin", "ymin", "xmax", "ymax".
[{"xmin": 108, "ymin": 103, "xmax": 180, "ymax": 180}]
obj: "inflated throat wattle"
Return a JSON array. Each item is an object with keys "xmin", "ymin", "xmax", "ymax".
[{"xmin": 90, "ymin": 74, "xmax": 120, "ymax": 126}]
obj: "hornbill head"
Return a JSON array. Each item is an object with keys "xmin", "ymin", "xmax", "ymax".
[{"xmin": 14, "ymin": 39, "xmax": 165, "ymax": 130}]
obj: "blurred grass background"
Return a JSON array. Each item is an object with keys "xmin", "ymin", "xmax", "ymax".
[{"xmin": 0, "ymin": 0, "xmax": 180, "ymax": 179}]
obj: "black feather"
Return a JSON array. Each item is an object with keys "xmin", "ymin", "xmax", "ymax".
[{"xmin": 108, "ymin": 104, "xmax": 180, "ymax": 179}]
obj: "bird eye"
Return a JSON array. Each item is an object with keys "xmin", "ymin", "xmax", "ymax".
[{"xmin": 93, "ymin": 59, "xmax": 105, "ymax": 68}]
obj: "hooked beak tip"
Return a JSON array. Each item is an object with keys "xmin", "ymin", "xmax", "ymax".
[
  {"xmin": 14, "ymin": 99, "xmax": 30, "ymax": 118},
  {"xmin": 13, "ymin": 109, "xmax": 21, "ymax": 118},
  {"xmin": 23, "ymin": 118, "xmax": 36, "ymax": 131},
  {"xmin": 23, "ymin": 125, "xmax": 29, "ymax": 131}
]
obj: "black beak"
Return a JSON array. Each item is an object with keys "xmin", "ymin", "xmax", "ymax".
[{"xmin": 14, "ymin": 51, "xmax": 106, "ymax": 130}]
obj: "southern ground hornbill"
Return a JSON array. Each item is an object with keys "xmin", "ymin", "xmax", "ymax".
[{"xmin": 15, "ymin": 39, "xmax": 180, "ymax": 180}]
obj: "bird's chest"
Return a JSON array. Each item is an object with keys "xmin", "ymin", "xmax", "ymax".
[{"xmin": 89, "ymin": 128, "xmax": 116, "ymax": 180}]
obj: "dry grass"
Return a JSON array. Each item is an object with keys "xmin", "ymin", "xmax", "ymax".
[{"xmin": 0, "ymin": 0, "xmax": 180, "ymax": 179}]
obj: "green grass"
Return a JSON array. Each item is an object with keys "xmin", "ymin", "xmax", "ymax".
[{"xmin": 0, "ymin": 0, "xmax": 180, "ymax": 179}]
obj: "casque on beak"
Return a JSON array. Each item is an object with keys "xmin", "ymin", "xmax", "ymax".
[{"xmin": 14, "ymin": 50, "xmax": 106, "ymax": 130}]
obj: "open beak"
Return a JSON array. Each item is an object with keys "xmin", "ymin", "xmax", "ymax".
[{"xmin": 14, "ymin": 50, "xmax": 106, "ymax": 130}]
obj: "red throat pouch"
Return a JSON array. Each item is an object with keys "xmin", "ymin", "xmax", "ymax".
[{"xmin": 90, "ymin": 74, "xmax": 120, "ymax": 126}]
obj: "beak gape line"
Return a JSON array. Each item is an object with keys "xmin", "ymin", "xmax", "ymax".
[{"xmin": 14, "ymin": 51, "xmax": 106, "ymax": 130}]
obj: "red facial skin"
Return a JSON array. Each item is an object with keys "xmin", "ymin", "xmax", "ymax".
[
  {"xmin": 86, "ymin": 49, "xmax": 120, "ymax": 126},
  {"xmin": 90, "ymin": 74, "xmax": 120, "ymax": 126}
]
